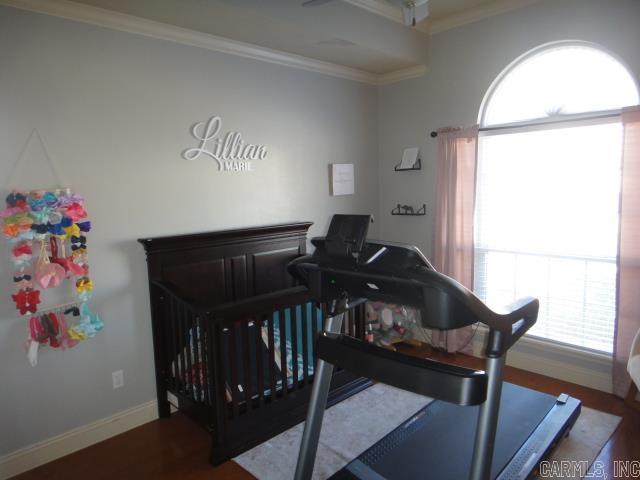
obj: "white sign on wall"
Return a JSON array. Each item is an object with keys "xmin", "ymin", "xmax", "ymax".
[
  {"xmin": 182, "ymin": 116, "xmax": 267, "ymax": 172},
  {"xmin": 331, "ymin": 163, "xmax": 355, "ymax": 196}
]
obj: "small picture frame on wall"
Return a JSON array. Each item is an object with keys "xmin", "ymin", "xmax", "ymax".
[{"xmin": 330, "ymin": 163, "xmax": 355, "ymax": 196}]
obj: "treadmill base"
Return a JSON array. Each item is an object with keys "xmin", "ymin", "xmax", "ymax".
[{"xmin": 331, "ymin": 383, "xmax": 581, "ymax": 480}]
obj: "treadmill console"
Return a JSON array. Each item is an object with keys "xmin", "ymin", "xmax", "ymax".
[{"xmin": 289, "ymin": 214, "xmax": 480, "ymax": 328}]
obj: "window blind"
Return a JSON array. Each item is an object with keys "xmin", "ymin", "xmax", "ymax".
[{"xmin": 474, "ymin": 123, "xmax": 622, "ymax": 353}]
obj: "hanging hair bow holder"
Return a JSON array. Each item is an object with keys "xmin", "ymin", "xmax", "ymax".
[{"xmin": 1, "ymin": 129, "xmax": 102, "ymax": 366}]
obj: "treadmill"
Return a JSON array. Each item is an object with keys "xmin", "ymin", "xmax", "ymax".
[{"xmin": 289, "ymin": 214, "xmax": 581, "ymax": 480}]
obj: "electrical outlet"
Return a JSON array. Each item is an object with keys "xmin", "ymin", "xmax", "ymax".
[{"xmin": 112, "ymin": 370, "xmax": 124, "ymax": 389}]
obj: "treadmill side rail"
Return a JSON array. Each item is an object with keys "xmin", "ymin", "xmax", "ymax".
[
  {"xmin": 317, "ymin": 332, "xmax": 488, "ymax": 406},
  {"xmin": 495, "ymin": 397, "xmax": 581, "ymax": 480}
]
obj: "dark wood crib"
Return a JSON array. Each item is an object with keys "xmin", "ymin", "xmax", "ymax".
[{"xmin": 139, "ymin": 223, "xmax": 370, "ymax": 465}]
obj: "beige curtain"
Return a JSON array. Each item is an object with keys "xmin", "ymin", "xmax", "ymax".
[
  {"xmin": 431, "ymin": 126, "xmax": 479, "ymax": 354},
  {"xmin": 614, "ymin": 106, "xmax": 640, "ymax": 397}
]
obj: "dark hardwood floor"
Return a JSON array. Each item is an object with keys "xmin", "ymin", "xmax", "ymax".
[{"xmin": 14, "ymin": 345, "xmax": 639, "ymax": 480}]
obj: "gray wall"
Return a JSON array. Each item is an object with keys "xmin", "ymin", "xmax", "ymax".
[
  {"xmin": 0, "ymin": 6, "xmax": 379, "ymax": 455},
  {"xmin": 378, "ymin": 0, "xmax": 640, "ymax": 255}
]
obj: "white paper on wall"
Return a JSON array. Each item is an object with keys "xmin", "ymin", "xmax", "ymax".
[
  {"xmin": 331, "ymin": 163, "xmax": 355, "ymax": 196},
  {"xmin": 398, "ymin": 147, "xmax": 419, "ymax": 169}
]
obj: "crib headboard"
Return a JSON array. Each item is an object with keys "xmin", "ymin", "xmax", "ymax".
[{"xmin": 138, "ymin": 222, "xmax": 313, "ymax": 304}]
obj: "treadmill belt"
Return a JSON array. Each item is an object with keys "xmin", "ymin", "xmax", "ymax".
[{"xmin": 333, "ymin": 383, "xmax": 557, "ymax": 480}]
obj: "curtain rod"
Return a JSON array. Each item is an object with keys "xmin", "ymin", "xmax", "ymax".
[{"xmin": 429, "ymin": 110, "xmax": 622, "ymax": 137}]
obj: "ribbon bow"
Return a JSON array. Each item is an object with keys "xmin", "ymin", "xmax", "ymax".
[{"xmin": 12, "ymin": 288, "xmax": 41, "ymax": 315}]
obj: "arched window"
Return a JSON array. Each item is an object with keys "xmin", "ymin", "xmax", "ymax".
[{"xmin": 474, "ymin": 42, "xmax": 639, "ymax": 353}]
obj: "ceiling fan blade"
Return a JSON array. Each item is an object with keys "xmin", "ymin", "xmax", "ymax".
[{"xmin": 302, "ymin": 0, "xmax": 336, "ymax": 6}]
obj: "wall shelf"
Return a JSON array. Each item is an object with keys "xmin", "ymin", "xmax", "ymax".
[
  {"xmin": 394, "ymin": 158, "xmax": 422, "ymax": 171},
  {"xmin": 391, "ymin": 204, "xmax": 426, "ymax": 216}
]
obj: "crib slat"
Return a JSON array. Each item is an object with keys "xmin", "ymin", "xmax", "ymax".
[
  {"xmin": 256, "ymin": 314, "xmax": 266, "ymax": 407},
  {"xmin": 191, "ymin": 311, "xmax": 203, "ymax": 404},
  {"xmin": 291, "ymin": 306, "xmax": 299, "ymax": 390},
  {"xmin": 161, "ymin": 296, "xmax": 173, "ymax": 394},
  {"xmin": 201, "ymin": 317, "xmax": 213, "ymax": 406},
  {"xmin": 228, "ymin": 323, "xmax": 240, "ymax": 418},
  {"xmin": 301, "ymin": 302, "xmax": 309, "ymax": 386},
  {"xmin": 170, "ymin": 297, "xmax": 182, "ymax": 393},
  {"xmin": 241, "ymin": 319, "xmax": 253, "ymax": 412},
  {"xmin": 207, "ymin": 320, "xmax": 227, "ymax": 438},
  {"xmin": 350, "ymin": 308, "xmax": 356, "ymax": 337},
  {"xmin": 182, "ymin": 304, "xmax": 194, "ymax": 401},
  {"xmin": 318, "ymin": 302, "xmax": 325, "ymax": 336},
  {"xmin": 166, "ymin": 296, "xmax": 175, "ymax": 392},
  {"xmin": 177, "ymin": 301, "xmax": 187, "ymax": 395},
  {"xmin": 179, "ymin": 301, "xmax": 188, "ymax": 392},
  {"xmin": 279, "ymin": 308, "xmax": 288, "ymax": 397},
  {"xmin": 358, "ymin": 304, "xmax": 366, "ymax": 339},
  {"xmin": 267, "ymin": 313, "xmax": 276, "ymax": 402}
]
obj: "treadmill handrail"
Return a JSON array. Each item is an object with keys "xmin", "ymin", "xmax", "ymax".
[
  {"xmin": 296, "ymin": 262, "xmax": 539, "ymax": 329},
  {"xmin": 317, "ymin": 332, "xmax": 488, "ymax": 406}
]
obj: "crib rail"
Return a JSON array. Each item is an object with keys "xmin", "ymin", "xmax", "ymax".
[{"xmin": 150, "ymin": 280, "xmax": 366, "ymax": 459}]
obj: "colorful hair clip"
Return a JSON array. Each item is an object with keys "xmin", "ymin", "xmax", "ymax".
[
  {"xmin": 48, "ymin": 211, "xmax": 63, "ymax": 225},
  {"xmin": 12, "ymin": 243, "xmax": 32, "ymax": 257},
  {"xmin": 31, "ymin": 223, "xmax": 49, "ymax": 234},
  {"xmin": 12, "ymin": 288, "xmax": 41, "ymax": 315},
  {"xmin": 0, "ymin": 206, "xmax": 25, "ymax": 218},
  {"xmin": 65, "ymin": 203, "xmax": 87, "ymax": 222},
  {"xmin": 40, "ymin": 313, "xmax": 61, "ymax": 348},
  {"xmin": 29, "ymin": 316, "xmax": 48, "ymax": 343},
  {"xmin": 48, "ymin": 223, "xmax": 65, "ymax": 236},
  {"xmin": 42, "ymin": 192, "xmax": 58, "ymax": 207},
  {"xmin": 58, "ymin": 313, "xmax": 79, "ymax": 349},
  {"xmin": 64, "ymin": 306, "xmax": 80, "ymax": 316},
  {"xmin": 6, "ymin": 192, "xmax": 27, "ymax": 208},
  {"xmin": 57, "ymin": 193, "xmax": 84, "ymax": 207},
  {"xmin": 27, "ymin": 196, "xmax": 46, "ymax": 211},
  {"xmin": 76, "ymin": 277, "xmax": 93, "ymax": 293},
  {"xmin": 12, "ymin": 257, "xmax": 33, "ymax": 269},
  {"xmin": 77, "ymin": 221, "xmax": 91, "ymax": 232}
]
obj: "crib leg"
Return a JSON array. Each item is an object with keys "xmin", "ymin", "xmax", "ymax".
[
  {"xmin": 157, "ymin": 390, "xmax": 171, "ymax": 418},
  {"xmin": 294, "ymin": 309, "xmax": 345, "ymax": 480}
]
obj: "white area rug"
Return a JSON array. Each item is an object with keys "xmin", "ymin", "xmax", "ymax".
[{"xmin": 234, "ymin": 383, "xmax": 621, "ymax": 480}]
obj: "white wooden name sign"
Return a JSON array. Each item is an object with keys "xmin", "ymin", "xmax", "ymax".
[{"xmin": 183, "ymin": 116, "xmax": 267, "ymax": 172}]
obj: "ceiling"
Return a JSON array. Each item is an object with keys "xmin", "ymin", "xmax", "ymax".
[
  {"xmin": 6, "ymin": 0, "xmax": 541, "ymax": 82},
  {"xmin": 429, "ymin": 0, "xmax": 508, "ymax": 21}
]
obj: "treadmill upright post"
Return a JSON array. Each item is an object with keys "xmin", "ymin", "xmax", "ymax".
[
  {"xmin": 294, "ymin": 307, "xmax": 346, "ymax": 480},
  {"xmin": 469, "ymin": 353, "xmax": 506, "ymax": 480}
]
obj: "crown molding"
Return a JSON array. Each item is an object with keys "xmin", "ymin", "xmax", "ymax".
[
  {"xmin": 376, "ymin": 64, "xmax": 427, "ymax": 85},
  {"xmin": 0, "ymin": 0, "xmax": 383, "ymax": 84},
  {"xmin": 1, "ymin": 0, "xmax": 427, "ymax": 85},
  {"xmin": 427, "ymin": 0, "xmax": 543, "ymax": 35}
]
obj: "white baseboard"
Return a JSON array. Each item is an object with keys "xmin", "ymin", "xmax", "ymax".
[
  {"xmin": 0, "ymin": 400, "xmax": 158, "ymax": 479},
  {"xmin": 470, "ymin": 328, "xmax": 613, "ymax": 393}
]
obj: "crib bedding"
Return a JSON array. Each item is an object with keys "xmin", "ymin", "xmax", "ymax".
[{"xmin": 172, "ymin": 302, "xmax": 323, "ymax": 404}]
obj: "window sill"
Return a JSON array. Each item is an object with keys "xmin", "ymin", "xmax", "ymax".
[{"xmin": 470, "ymin": 326, "xmax": 613, "ymax": 393}]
